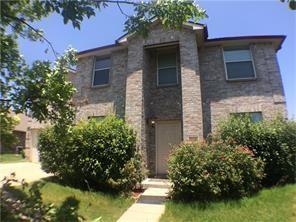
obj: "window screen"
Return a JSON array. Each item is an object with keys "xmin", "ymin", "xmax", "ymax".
[
  {"xmin": 223, "ymin": 48, "xmax": 255, "ymax": 80},
  {"xmin": 157, "ymin": 52, "xmax": 177, "ymax": 86},
  {"xmin": 88, "ymin": 116, "xmax": 105, "ymax": 121},
  {"xmin": 231, "ymin": 112, "xmax": 263, "ymax": 123},
  {"xmin": 93, "ymin": 58, "xmax": 111, "ymax": 86}
]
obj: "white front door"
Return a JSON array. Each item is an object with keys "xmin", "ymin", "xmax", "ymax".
[
  {"xmin": 30, "ymin": 129, "xmax": 40, "ymax": 163},
  {"xmin": 155, "ymin": 120, "xmax": 182, "ymax": 175}
]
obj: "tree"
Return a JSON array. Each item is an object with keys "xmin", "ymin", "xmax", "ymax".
[
  {"xmin": 280, "ymin": 0, "xmax": 296, "ymax": 9},
  {"xmin": 0, "ymin": 0, "xmax": 206, "ymax": 144},
  {"xmin": 0, "ymin": 113, "xmax": 20, "ymax": 149}
]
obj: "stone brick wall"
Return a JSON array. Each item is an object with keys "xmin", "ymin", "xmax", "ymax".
[
  {"xmin": 122, "ymin": 23, "xmax": 205, "ymax": 174},
  {"xmin": 125, "ymin": 37, "xmax": 147, "ymax": 163},
  {"xmin": 71, "ymin": 23, "xmax": 287, "ymax": 176},
  {"xmin": 144, "ymin": 48, "xmax": 182, "ymax": 175},
  {"xmin": 199, "ymin": 43, "xmax": 287, "ymax": 136},
  {"xmin": 69, "ymin": 49, "xmax": 128, "ymax": 120},
  {"xmin": 180, "ymin": 30, "xmax": 204, "ymax": 141}
]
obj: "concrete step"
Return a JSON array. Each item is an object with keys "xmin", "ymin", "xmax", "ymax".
[
  {"xmin": 141, "ymin": 178, "xmax": 171, "ymax": 189},
  {"xmin": 137, "ymin": 188, "xmax": 169, "ymax": 204}
]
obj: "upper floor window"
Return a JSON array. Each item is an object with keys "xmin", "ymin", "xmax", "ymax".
[
  {"xmin": 88, "ymin": 116, "xmax": 105, "ymax": 121},
  {"xmin": 223, "ymin": 47, "xmax": 256, "ymax": 80},
  {"xmin": 231, "ymin": 112, "xmax": 263, "ymax": 123},
  {"xmin": 157, "ymin": 52, "xmax": 178, "ymax": 86},
  {"xmin": 93, "ymin": 57, "xmax": 111, "ymax": 86}
]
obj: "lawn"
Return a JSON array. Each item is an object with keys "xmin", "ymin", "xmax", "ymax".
[
  {"xmin": 0, "ymin": 154, "xmax": 27, "ymax": 163},
  {"xmin": 3, "ymin": 179, "xmax": 134, "ymax": 222},
  {"xmin": 160, "ymin": 184, "xmax": 296, "ymax": 222}
]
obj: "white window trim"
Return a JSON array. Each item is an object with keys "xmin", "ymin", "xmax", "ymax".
[
  {"xmin": 222, "ymin": 46, "xmax": 257, "ymax": 81},
  {"xmin": 156, "ymin": 51, "xmax": 178, "ymax": 87},
  {"xmin": 92, "ymin": 57, "xmax": 111, "ymax": 87}
]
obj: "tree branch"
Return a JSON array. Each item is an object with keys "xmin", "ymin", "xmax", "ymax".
[
  {"xmin": 3, "ymin": 13, "xmax": 59, "ymax": 60},
  {"xmin": 116, "ymin": 1, "xmax": 130, "ymax": 18},
  {"xmin": 3, "ymin": 13, "xmax": 77, "ymax": 72},
  {"xmin": 97, "ymin": 0, "xmax": 141, "ymax": 6}
]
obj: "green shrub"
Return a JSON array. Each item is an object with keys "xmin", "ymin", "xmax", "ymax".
[
  {"xmin": 39, "ymin": 115, "xmax": 144, "ymax": 191},
  {"xmin": 168, "ymin": 142, "xmax": 264, "ymax": 201},
  {"xmin": 217, "ymin": 116, "xmax": 296, "ymax": 186}
]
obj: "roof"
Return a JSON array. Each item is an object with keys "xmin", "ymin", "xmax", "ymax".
[
  {"xmin": 115, "ymin": 21, "xmax": 206, "ymax": 44},
  {"xmin": 77, "ymin": 22, "xmax": 285, "ymax": 57},
  {"xmin": 12, "ymin": 113, "xmax": 46, "ymax": 132},
  {"xmin": 205, "ymin": 35, "xmax": 286, "ymax": 51},
  {"xmin": 77, "ymin": 20, "xmax": 207, "ymax": 57},
  {"xmin": 78, "ymin": 43, "xmax": 119, "ymax": 56}
]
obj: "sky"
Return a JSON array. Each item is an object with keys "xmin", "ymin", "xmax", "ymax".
[{"xmin": 18, "ymin": 0, "xmax": 296, "ymax": 119}]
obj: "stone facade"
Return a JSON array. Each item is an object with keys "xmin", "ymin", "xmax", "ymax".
[
  {"xmin": 72, "ymin": 23, "xmax": 286, "ymax": 176},
  {"xmin": 199, "ymin": 43, "xmax": 286, "ymax": 136},
  {"xmin": 70, "ymin": 49, "xmax": 128, "ymax": 120}
]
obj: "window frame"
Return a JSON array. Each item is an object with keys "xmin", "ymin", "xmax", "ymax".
[
  {"xmin": 156, "ymin": 51, "xmax": 178, "ymax": 87},
  {"xmin": 231, "ymin": 111, "xmax": 263, "ymax": 123},
  {"xmin": 88, "ymin": 115, "xmax": 105, "ymax": 121},
  {"xmin": 92, "ymin": 57, "xmax": 111, "ymax": 87},
  {"xmin": 222, "ymin": 46, "xmax": 257, "ymax": 81}
]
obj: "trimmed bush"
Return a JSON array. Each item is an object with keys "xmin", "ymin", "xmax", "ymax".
[
  {"xmin": 168, "ymin": 142, "xmax": 264, "ymax": 201},
  {"xmin": 217, "ymin": 116, "xmax": 296, "ymax": 186},
  {"xmin": 39, "ymin": 115, "xmax": 144, "ymax": 191}
]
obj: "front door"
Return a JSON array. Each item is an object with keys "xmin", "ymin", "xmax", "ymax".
[{"xmin": 155, "ymin": 120, "xmax": 182, "ymax": 175}]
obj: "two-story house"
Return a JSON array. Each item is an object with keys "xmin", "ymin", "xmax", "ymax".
[{"xmin": 69, "ymin": 20, "xmax": 287, "ymax": 177}]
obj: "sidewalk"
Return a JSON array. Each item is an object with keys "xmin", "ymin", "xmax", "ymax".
[
  {"xmin": 0, "ymin": 162, "xmax": 51, "ymax": 185},
  {"xmin": 117, "ymin": 179, "xmax": 170, "ymax": 222}
]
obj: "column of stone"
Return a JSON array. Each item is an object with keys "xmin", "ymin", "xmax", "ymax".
[
  {"xmin": 125, "ymin": 38, "xmax": 147, "ymax": 162},
  {"xmin": 179, "ymin": 30, "xmax": 204, "ymax": 141}
]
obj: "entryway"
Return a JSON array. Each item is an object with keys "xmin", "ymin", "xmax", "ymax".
[{"xmin": 155, "ymin": 120, "xmax": 182, "ymax": 176}]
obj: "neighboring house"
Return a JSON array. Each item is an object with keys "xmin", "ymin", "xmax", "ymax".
[
  {"xmin": 69, "ymin": 20, "xmax": 287, "ymax": 177},
  {"xmin": 0, "ymin": 113, "xmax": 45, "ymax": 163}
]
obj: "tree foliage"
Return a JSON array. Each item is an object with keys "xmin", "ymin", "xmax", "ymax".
[
  {"xmin": 280, "ymin": 0, "xmax": 296, "ymax": 10},
  {"xmin": 0, "ymin": 113, "xmax": 20, "ymax": 149}
]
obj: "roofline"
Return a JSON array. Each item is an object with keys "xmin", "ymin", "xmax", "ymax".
[
  {"xmin": 77, "ymin": 33, "xmax": 285, "ymax": 57},
  {"xmin": 206, "ymin": 35, "xmax": 286, "ymax": 51},
  {"xmin": 115, "ymin": 20, "xmax": 207, "ymax": 44},
  {"xmin": 187, "ymin": 21, "xmax": 208, "ymax": 39},
  {"xmin": 77, "ymin": 43, "xmax": 119, "ymax": 56},
  {"xmin": 78, "ymin": 21, "xmax": 208, "ymax": 57}
]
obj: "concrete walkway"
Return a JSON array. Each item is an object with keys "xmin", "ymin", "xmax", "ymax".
[
  {"xmin": 117, "ymin": 179, "xmax": 170, "ymax": 222},
  {"xmin": 0, "ymin": 162, "xmax": 51, "ymax": 185}
]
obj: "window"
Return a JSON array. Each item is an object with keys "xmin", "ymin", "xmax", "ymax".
[
  {"xmin": 157, "ymin": 52, "xmax": 178, "ymax": 86},
  {"xmin": 223, "ymin": 47, "xmax": 256, "ymax": 80},
  {"xmin": 88, "ymin": 116, "xmax": 105, "ymax": 121},
  {"xmin": 93, "ymin": 57, "xmax": 111, "ymax": 86},
  {"xmin": 231, "ymin": 112, "xmax": 263, "ymax": 123}
]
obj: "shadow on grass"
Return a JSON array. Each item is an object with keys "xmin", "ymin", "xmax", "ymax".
[
  {"xmin": 54, "ymin": 196, "xmax": 82, "ymax": 222},
  {"xmin": 2, "ymin": 181, "xmax": 83, "ymax": 221},
  {"xmin": 42, "ymin": 176, "xmax": 124, "ymax": 197}
]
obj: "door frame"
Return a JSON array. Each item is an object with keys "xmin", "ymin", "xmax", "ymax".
[{"xmin": 155, "ymin": 119, "xmax": 182, "ymax": 176}]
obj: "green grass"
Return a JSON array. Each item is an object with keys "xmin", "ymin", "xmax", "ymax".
[
  {"xmin": 0, "ymin": 154, "xmax": 27, "ymax": 163},
  {"xmin": 160, "ymin": 184, "xmax": 296, "ymax": 222},
  {"xmin": 5, "ymin": 179, "xmax": 134, "ymax": 222}
]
